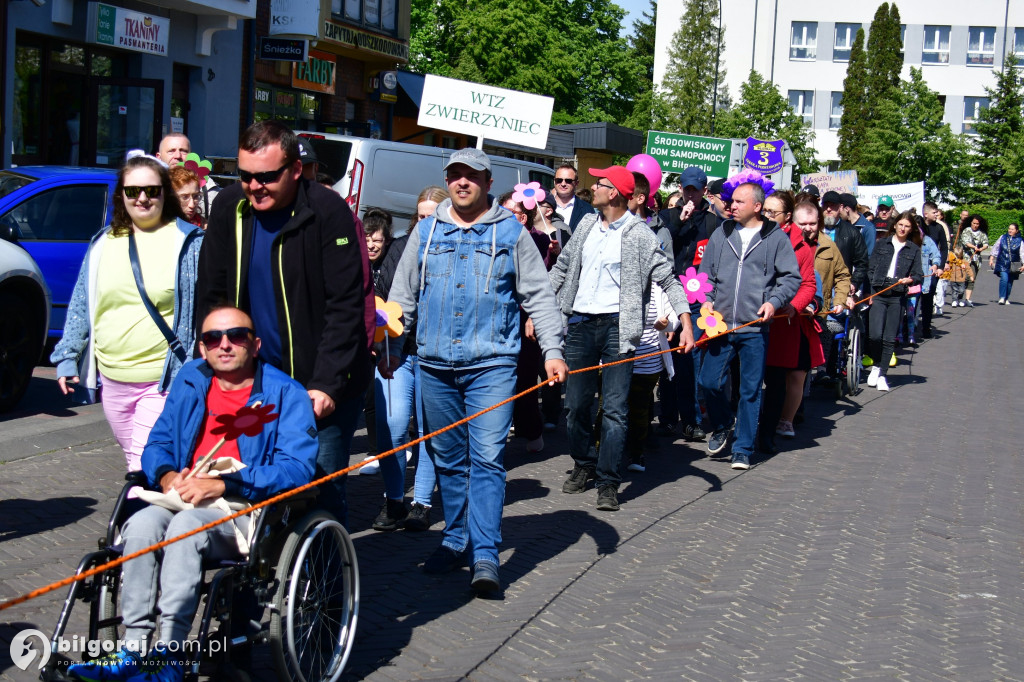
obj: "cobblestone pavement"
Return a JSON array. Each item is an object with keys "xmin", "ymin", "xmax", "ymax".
[{"xmin": 2, "ymin": 273, "xmax": 1023, "ymax": 681}]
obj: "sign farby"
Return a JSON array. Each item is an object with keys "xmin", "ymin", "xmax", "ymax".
[{"xmin": 292, "ymin": 49, "xmax": 336, "ymax": 95}]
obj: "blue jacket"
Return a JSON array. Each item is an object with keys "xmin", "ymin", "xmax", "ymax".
[
  {"xmin": 920, "ymin": 236, "xmax": 941, "ymax": 294},
  {"xmin": 51, "ymin": 218, "xmax": 204, "ymax": 398},
  {"xmin": 992, "ymin": 233, "xmax": 1024, "ymax": 274},
  {"xmin": 141, "ymin": 359, "xmax": 318, "ymax": 502}
]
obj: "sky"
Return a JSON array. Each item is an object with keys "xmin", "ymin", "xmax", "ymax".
[{"xmin": 617, "ymin": 0, "xmax": 650, "ymax": 34}]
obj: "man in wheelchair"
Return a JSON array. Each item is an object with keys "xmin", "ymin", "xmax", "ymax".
[{"xmin": 68, "ymin": 305, "xmax": 318, "ymax": 682}]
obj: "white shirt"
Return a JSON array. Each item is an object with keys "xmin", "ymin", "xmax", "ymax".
[
  {"xmin": 573, "ymin": 213, "xmax": 630, "ymax": 315},
  {"xmin": 738, "ymin": 226, "xmax": 760, "ymax": 253},
  {"xmin": 555, "ymin": 196, "xmax": 575, "ymax": 225},
  {"xmin": 886, "ymin": 236, "xmax": 906, "ymax": 278}
]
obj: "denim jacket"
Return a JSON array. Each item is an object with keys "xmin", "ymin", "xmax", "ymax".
[
  {"xmin": 388, "ymin": 198, "xmax": 564, "ymax": 370},
  {"xmin": 920, "ymin": 236, "xmax": 941, "ymax": 294}
]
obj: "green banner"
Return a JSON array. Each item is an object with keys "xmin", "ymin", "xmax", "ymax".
[
  {"xmin": 95, "ymin": 3, "xmax": 115, "ymax": 45},
  {"xmin": 645, "ymin": 130, "xmax": 733, "ymax": 178}
]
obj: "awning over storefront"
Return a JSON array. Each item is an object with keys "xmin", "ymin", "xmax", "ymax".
[{"xmin": 396, "ymin": 70, "xmax": 424, "ymax": 106}]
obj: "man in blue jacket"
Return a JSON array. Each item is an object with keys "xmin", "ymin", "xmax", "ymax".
[{"xmin": 68, "ymin": 306, "xmax": 317, "ymax": 682}]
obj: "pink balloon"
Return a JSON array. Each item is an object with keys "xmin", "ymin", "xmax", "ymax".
[{"xmin": 626, "ymin": 154, "xmax": 663, "ymax": 209}]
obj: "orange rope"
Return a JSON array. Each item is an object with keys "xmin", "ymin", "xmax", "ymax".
[{"xmin": 0, "ymin": 280, "xmax": 905, "ymax": 613}]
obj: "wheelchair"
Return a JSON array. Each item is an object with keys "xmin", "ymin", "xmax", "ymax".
[
  {"xmin": 42, "ymin": 472, "xmax": 359, "ymax": 682},
  {"xmin": 831, "ymin": 304, "xmax": 865, "ymax": 398}
]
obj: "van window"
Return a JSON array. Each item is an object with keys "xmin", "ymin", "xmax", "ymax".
[
  {"xmin": 529, "ymin": 170, "xmax": 554, "ymax": 193},
  {"xmin": 367, "ymin": 148, "xmax": 444, "ymax": 222},
  {"xmin": 489, "ymin": 163, "xmax": 521, "ymax": 196},
  {"xmin": 299, "ymin": 136, "xmax": 352, "ymax": 182}
]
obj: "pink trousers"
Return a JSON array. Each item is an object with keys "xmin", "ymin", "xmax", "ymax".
[{"xmin": 100, "ymin": 374, "xmax": 168, "ymax": 472}]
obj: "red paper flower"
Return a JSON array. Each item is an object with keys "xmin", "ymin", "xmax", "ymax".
[
  {"xmin": 211, "ymin": 403, "xmax": 278, "ymax": 440},
  {"xmin": 179, "ymin": 153, "xmax": 213, "ymax": 187},
  {"xmin": 679, "ymin": 267, "xmax": 713, "ymax": 304}
]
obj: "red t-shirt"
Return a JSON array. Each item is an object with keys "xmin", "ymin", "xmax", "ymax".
[{"xmin": 192, "ymin": 379, "xmax": 253, "ymax": 467}]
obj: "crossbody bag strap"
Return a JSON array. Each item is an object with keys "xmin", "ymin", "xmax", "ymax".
[{"xmin": 128, "ymin": 229, "xmax": 188, "ymax": 363}]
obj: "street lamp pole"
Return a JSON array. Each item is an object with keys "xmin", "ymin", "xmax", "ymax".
[{"xmin": 711, "ymin": 0, "xmax": 722, "ymax": 135}]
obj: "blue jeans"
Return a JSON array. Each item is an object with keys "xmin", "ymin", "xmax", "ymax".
[
  {"xmin": 698, "ymin": 330, "xmax": 769, "ymax": 458},
  {"xmin": 419, "ymin": 363, "xmax": 515, "ymax": 566},
  {"xmin": 374, "ymin": 355, "xmax": 429, "ymax": 501},
  {"xmin": 999, "ymin": 272, "xmax": 1016, "ymax": 300},
  {"xmin": 315, "ymin": 394, "xmax": 362, "ymax": 528},
  {"xmin": 564, "ymin": 318, "xmax": 634, "ymax": 488}
]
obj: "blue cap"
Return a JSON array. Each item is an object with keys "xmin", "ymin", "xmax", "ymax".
[{"xmin": 680, "ymin": 166, "xmax": 708, "ymax": 189}]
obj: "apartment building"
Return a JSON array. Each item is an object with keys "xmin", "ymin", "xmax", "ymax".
[{"xmin": 653, "ymin": 1, "xmax": 1024, "ymax": 165}]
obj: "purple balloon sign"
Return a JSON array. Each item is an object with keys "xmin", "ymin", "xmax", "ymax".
[{"xmin": 743, "ymin": 138, "xmax": 785, "ymax": 175}]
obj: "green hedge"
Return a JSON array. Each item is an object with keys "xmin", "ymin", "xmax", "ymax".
[{"xmin": 947, "ymin": 206, "xmax": 1023, "ymax": 247}]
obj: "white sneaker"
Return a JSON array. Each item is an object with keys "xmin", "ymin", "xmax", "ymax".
[
  {"xmin": 999, "ymin": 298, "xmax": 1006, "ymax": 305},
  {"xmin": 867, "ymin": 366, "xmax": 880, "ymax": 387},
  {"xmin": 359, "ymin": 456, "xmax": 380, "ymax": 475},
  {"xmin": 876, "ymin": 376, "xmax": 890, "ymax": 392}
]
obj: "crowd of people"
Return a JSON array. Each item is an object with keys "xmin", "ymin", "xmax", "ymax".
[{"xmin": 51, "ymin": 122, "xmax": 1017, "ymax": 682}]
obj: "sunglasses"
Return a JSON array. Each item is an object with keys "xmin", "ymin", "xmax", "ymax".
[
  {"xmin": 554, "ymin": 178, "xmax": 576, "ymax": 185},
  {"xmin": 123, "ymin": 185, "xmax": 162, "ymax": 199},
  {"xmin": 237, "ymin": 162, "xmax": 291, "ymax": 185},
  {"xmin": 201, "ymin": 327, "xmax": 255, "ymax": 348}
]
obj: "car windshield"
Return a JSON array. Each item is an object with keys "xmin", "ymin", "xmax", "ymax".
[{"xmin": 0, "ymin": 172, "xmax": 35, "ymax": 200}]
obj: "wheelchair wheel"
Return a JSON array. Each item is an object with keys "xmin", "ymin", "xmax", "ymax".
[
  {"xmin": 96, "ymin": 571, "xmax": 125, "ymax": 646},
  {"xmin": 269, "ymin": 512, "xmax": 359, "ymax": 682},
  {"xmin": 845, "ymin": 326, "xmax": 862, "ymax": 395}
]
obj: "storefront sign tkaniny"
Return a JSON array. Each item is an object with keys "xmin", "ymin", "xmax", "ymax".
[
  {"xmin": 322, "ymin": 21, "xmax": 409, "ymax": 62},
  {"xmin": 87, "ymin": 2, "xmax": 169, "ymax": 56},
  {"xmin": 292, "ymin": 49, "xmax": 336, "ymax": 95}
]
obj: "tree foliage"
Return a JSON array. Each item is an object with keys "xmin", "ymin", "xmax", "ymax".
[
  {"xmin": 623, "ymin": 0, "xmax": 667, "ymax": 132},
  {"xmin": 407, "ymin": 0, "xmax": 640, "ymax": 125},
  {"xmin": 858, "ymin": 68, "xmax": 970, "ymax": 202},
  {"xmin": 837, "ymin": 28, "xmax": 868, "ymax": 168},
  {"xmin": 715, "ymin": 70, "xmax": 819, "ymax": 188},
  {"xmin": 964, "ymin": 53, "xmax": 1024, "ymax": 208},
  {"xmin": 865, "ymin": 2, "xmax": 903, "ymax": 109},
  {"xmin": 657, "ymin": 0, "xmax": 725, "ymax": 136}
]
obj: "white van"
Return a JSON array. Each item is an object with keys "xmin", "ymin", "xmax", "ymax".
[{"xmin": 295, "ymin": 132, "xmax": 555, "ymax": 234}]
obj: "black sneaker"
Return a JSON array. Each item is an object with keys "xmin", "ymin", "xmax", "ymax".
[
  {"xmin": 707, "ymin": 428, "xmax": 731, "ymax": 456},
  {"xmin": 682, "ymin": 423, "xmax": 706, "ymax": 442},
  {"xmin": 561, "ymin": 464, "xmax": 595, "ymax": 494},
  {"xmin": 422, "ymin": 545, "xmax": 464, "ymax": 574},
  {"xmin": 371, "ymin": 498, "xmax": 408, "ymax": 531},
  {"xmin": 470, "ymin": 561, "xmax": 500, "ymax": 593},
  {"xmin": 403, "ymin": 502, "xmax": 431, "ymax": 531},
  {"xmin": 595, "ymin": 485, "xmax": 620, "ymax": 511}
]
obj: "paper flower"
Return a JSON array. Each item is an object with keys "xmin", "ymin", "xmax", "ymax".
[
  {"xmin": 512, "ymin": 182, "xmax": 546, "ymax": 210},
  {"xmin": 179, "ymin": 153, "xmax": 213, "ymax": 187},
  {"xmin": 695, "ymin": 305, "xmax": 728, "ymax": 338},
  {"xmin": 721, "ymin": 169, "xmax": 775, "ymax": 201},
  {"xmin": 679, "ymin": 267, "xmax": 713, "ymax": 304},
  {"xmin": 374, "ymin": 296, "xmax": 404, "ymax": 343},
  {"xmin": 211, "ymin": 403, "xmax": 279, "ymax": 440}
]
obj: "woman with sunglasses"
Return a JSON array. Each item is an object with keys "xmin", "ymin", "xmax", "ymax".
[{"xmin": 51, "ymin": 154, "xmax": 204, "ymax": 472}]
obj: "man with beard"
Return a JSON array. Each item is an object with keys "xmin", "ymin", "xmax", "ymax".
[{"xmin": 821, "ymin": 191, "xmax": 869, "ymax": 307}]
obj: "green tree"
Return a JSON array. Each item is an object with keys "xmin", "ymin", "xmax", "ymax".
[
  {"xmin": 837, "ymin": 28, "xmax": 868, "ymax": 168},
  {"xmin": 715, "ymin": 70, "xmax": 819, "ymax": 188},
  {"xmin": 657, "ymin": 0, "xmax": 725, "ymax": 136},
  {"xmin": 865, "ymin": 2, "xmax": 903, "ymax": 109},
  {"xmin": 623, "ymin": 0, "xmax": 664, "ymax": 131},
  {"xmin": 406, "ymin": 0, "xmax": 639, "ymax": 125},
  {"xmin": 964, "ymin": 52, "xmax": 1024, "ymax": 208},
  {"xmin": 858, "ymin": 68, "xmax": 970, "ymax": 202}
]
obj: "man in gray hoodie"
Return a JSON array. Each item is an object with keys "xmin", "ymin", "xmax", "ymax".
[
  {"xmin": 385, "ymin": 148, "xmax": 567, "ymax": 594},
  {"xmin": 697, "ymin": 182, "xmax": 801, "ymax": 470},
  {"xmin": 550, "ymin": 165, "xmax": 695, "ymax": 513}
]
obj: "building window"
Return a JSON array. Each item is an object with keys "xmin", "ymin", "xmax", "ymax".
[
  {"xmin": 963, "ymin": 97, "xmax": 988, "ymax": 134},
  {"xmin": 900, "ymin": 24, "xmax": 906, "ymax": 60},
  {"xmin": 834, "ymin": 23, "xmax": 860, "ymax": 62},
  {"xmin": 789, "ymin": 90, "xmax": 814, "ymax": 126},
  {"xmin": 922, "ymin": 26, "xmax": 951, "ymax": 64},
  {"xmin": 332, "ymin": 0, "xmax": 397, "ymax": 34},
  {"xmin": 790, "ymin": 22, "xmax": 817, "ymax": 60},
  {"xmin": 829, "ymin": 92, "xmax": 843, "ymax": 130},
  {"xmin": 967, "ymin": 27, "xmax": 996, "ymax": 66}
]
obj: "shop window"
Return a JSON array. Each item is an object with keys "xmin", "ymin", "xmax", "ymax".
[
  {"xmin": 13, "ymin": 45, "xmax": 42, "ymax": 157},
  {"xmin": 922, "ymin": 26, "xmax": 950, "ymax": 64},
  {"xmin": 834, "ymin": 23, "xmax": 860, "ymax": 62},
  {"xmin": 332, "ymin": 0, "xmax": 397, "ymax": 35},
  {"xmin": 790, "ymin": 22, "xmax": 817, "ymax": 61},
  {"xmin": 963, "ymin": 97, "xmax": 988, "ymax": 134},
  {"xmin": 967, "ymin": 27, "xmax": 996, "ymax": 66}
]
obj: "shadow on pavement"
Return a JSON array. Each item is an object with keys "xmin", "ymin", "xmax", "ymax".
[{"xmin": 0, "ymin": 497, "xmax": 98, "ymax": 543}]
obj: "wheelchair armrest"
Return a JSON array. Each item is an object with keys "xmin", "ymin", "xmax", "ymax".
[
  {"xmin": 125, "ymin": 471, "xmax": 149, "ymax": 486},
  {"xmin": 103, "ymin": 473, "xmax": 150, "ymax": 548}
]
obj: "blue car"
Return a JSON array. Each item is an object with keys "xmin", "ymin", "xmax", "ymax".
[{"xmin": 0, "ymin": 167, "xmax": 118, "ymax": 338}]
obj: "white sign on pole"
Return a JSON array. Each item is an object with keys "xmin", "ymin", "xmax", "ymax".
[
  {"xmin": 269, "ymin": 0, "xmax": 320, "ymax": 39},
  {"xmin": 858, "ymin": 182, "xmax": 926, "ymax": 213},
  {"xmin": 417, "ymin": 74, "xmax": 554, "ymax": 150}
]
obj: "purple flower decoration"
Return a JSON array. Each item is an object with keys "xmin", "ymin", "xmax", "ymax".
[{"xmin": 721, "ymin": 169, "xmax": 775, "ymax": 202}]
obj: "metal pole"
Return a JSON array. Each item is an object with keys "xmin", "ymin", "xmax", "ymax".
[{"xmin": 711, "ymin": 0, "xmax": 721, "ymax": 135}]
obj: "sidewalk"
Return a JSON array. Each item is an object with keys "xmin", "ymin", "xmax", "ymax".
[{"xmin": 2, "ymin": 273, "xmax": 1023, "ymax": 680}]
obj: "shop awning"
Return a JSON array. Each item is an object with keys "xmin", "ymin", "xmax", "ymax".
[{"xmin": 396, "ymin": 71, "xmax": 425, "ymax": 107}]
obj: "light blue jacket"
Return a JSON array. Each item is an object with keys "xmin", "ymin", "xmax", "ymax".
[
  {"xmin": 50, "ymin": 218, "xmax": 204, "ymax": 399},
  {"xmin": 920, "ymin": 236, "xmax": 941, "ymax": 294}
]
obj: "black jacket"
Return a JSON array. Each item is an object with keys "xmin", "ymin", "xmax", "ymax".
[
  {"xmin": 831, "ymin": 219, "xmax": 870, "ymax": 295},
  {"xmin": 867, "ymin": 237, "xmax": 924, "ymax": 295},
  {"xmin": 196, "ymin": 179, "xmax": 371, "ymax": 405},
  {"xmin": 563, "ymin": 197, "xmax": 594, "ymax": 231},
  {"xmin": 660, "ymin": 200, "xmax": 719, "ymax": 274}
]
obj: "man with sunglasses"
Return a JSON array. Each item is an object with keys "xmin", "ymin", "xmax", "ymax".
[
  {"xmin": 552, "ymin": 164, "xmax": 593, "ymax": 230},
  {"xmin": 197, "ymin": 120, "xmax": 372, "ymax": 528},
  {"xmin": 67, "ymin": 305, "xmax": 317, "ymax": 682}
]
